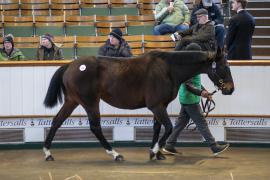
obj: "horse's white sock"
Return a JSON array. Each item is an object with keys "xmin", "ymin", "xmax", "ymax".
[
  {"xmin": 106, "ymin": 149, "xmax": 120, "ymax": 159},
  {"xmin": 152, "ymin": 143, "xmax": 160, "ymax": 154},
  {"xmin": 43, "ymin": 147, "xmax": 51, "ymax": 158}
]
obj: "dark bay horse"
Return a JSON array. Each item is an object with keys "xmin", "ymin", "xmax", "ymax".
[{"xmin": 43, "ymin": 48, "xmax": 234, "ymax": 161}]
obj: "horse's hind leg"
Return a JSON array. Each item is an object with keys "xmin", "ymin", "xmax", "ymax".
[
  {"xmin": 151, "ymin": 117, "xmax": 161, "ymax": 149},
  {"xmin": 43, "ymin": 100, "xmax": 77, "ymax": 161},
  {"xmin": 84, "ymin": 103, "xmax": 124, "ymax": 161},
  {"xmin": 150, "ymin": 106, "xmax": 173, "ymax": 160},
  {"xmin": 149, "ymin": 117, "xmax": 165, "ymax": 160}
]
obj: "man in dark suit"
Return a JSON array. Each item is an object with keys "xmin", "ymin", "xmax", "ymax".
[{"xmin": 226, "ymin": 0, "xmax": 255, "ymax": 60}]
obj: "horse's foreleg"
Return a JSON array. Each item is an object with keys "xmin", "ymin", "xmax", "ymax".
[
  {"xmin": 86, "ymin": 107, "xmax": 124, "ymax": 161},
  {"xmin": 43, "ymin": 101, "xmax": 77, "ymax": 161},
  {"xmin": 89, "ymin": 121, "xmax": 111, "ymax": 150},
  {"xmin": 150, "ymin": 106, "xmax": 173, "ymax": 160}
]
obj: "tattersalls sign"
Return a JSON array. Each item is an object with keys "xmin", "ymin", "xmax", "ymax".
[
  {"xmin": 0, "ymin": 117, "xmax": 269, "ymax": 128},
  {"xmin": 228, "ymin": 118, "xmax": 267, "ymax": 126}
]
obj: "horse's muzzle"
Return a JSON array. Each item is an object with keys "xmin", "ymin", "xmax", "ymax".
[{"xmin": 221, "ymin": 84, "xmax": 234, "ymax": 95}]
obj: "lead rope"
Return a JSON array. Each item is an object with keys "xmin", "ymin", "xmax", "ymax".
[{"xmin": 186, "ymin": 90, "xmax": 217, "ymax": 131}]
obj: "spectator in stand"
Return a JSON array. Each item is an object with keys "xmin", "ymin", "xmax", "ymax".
[
  {"xmin": 98, "ymin": 28, "xmax": 132, "ymax": 57},
  {"xmin": 153, "ymin": 0, "xmax": 190, "ymax": 35},
  {"xmin": 174, "ymin": 9, "xmax": 216, "ymax": 51},
  {"xmin": 191, "ymin": 0, "xmax": 225, "ymax": 49},
  {"xmin": 226, "ymin": 0, "xmax": 255, "ymax": 60},
  {"xmin": 0, "ymin": 34, "xmax": 25, "ymax": 61},
  {"xmin": 37, "ymin": 33, "xmax": 64, "ymax": 60}
]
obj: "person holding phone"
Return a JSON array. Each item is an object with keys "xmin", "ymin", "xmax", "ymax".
[{"xmin": 153, "ymin": 0, "xmax": 190, "ymax": 35}]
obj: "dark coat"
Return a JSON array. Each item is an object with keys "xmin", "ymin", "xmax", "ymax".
[
  {"xmin": 98, "ymin": 39, "xmax": 132, "ymax": 57},
  {"xmin": 191, "ymin": 2, "xmax": 224, "ymax": 26},
  {"xmin": 226, "ymin": 10, "xmax": 255, "ymax": 60},
  {"xmin": 37, "ymin": 43, "xmax": 64, "ymax": 60},
  {"xmin": 176, "ymin": 21, "xmax": 216, "ymax": 51}
]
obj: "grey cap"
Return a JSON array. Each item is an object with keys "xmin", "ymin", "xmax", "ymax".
[
  {"xmin": 202, "ymin": 0, "xmax": 212, "ymax": 7},
  {"xmin": 194, "ymin": 8, "xmax": 208, "ymax": 16}
]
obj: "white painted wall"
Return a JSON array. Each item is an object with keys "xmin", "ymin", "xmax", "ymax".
[{"xmin": 0, "ymin": 65, "xmax": 269, "ymax": 116}]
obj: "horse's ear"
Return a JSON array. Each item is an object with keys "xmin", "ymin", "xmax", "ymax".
[{"xmin": 207, "ymin": 51, "xmax": 216, "ymax": 61}]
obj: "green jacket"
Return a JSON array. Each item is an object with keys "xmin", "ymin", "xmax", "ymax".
[
  {"xmin": 0, "ymin": 48, "xmax": 25, "ymax": 61},
  {"xmin": 155, "ymin": 0, "xmax": 190, "ymax": 27},
  {"xmin": 179, "ymin": 75, "xmax": 202, "ymax": 104}
]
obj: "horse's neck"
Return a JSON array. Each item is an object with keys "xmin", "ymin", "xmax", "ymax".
[
  {"xmin": 170, "ymin": 62, "xmax": 206, "ymax": 86},
  {"xmin": 162, "ymin": 51, "xmax": 209, "ymax": 85},
  {"xmin": 165, "ymin": 51, "xmax": 209, "ymax": 64}
]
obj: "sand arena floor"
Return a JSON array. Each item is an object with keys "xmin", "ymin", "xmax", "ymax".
[{"xmin": 0, "ymin": 147, "xmax": 269, "ymax": 180}]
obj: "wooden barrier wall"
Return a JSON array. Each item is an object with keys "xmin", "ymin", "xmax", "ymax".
[
  {"xmin": 0, "ymin": 60, "xmax": 269, "ymax": 143},
  {"xmin": 0, "ymin": 60, "xmax": 270, "ymax": 117}
]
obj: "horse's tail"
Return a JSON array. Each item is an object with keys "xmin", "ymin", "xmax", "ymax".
[{"xmin": 44, "ymin": 64, "xmax": 69, "ymax": 108}]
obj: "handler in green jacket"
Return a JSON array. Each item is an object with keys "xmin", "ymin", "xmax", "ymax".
[
  {"xmin": 163, "ymin": 75, "xmax": 230, "ymax": 156},
  {"xmin": 0, "ymin": 35, "xmax": 25, "ymax": 61}
]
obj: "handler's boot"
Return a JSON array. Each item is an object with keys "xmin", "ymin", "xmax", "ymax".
[
  {"xmin": 211, "ymin": 143, "xmax": 230, "ymax": 156},
  {"xmin": 162, "ymin": 146, "xmax": 180, "ymax": 155}
]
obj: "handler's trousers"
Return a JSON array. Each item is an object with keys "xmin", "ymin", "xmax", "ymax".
[{"xmin": 165, "ymin": 103, "xmax": 216, "ymax": 148}]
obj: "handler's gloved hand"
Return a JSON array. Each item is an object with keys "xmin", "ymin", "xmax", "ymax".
[{"xmin": 201, "ymin": 90, "xmax": 212, "ymax": 100}]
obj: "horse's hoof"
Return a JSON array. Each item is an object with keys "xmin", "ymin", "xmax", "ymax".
[
  {"xmin": 45, "ymin": 155, "xmax": 54, "ymax": 161},
  {"xmin": 115, "ymin": 155, "xmax": 124, "ymax": 162},
  {"xmin": 156, "ymin": 151, "xmax": 166, "ymax": 160},
  {"xmin": 149, "ymin": 150, "xmax": 155, "ymax": 160}
]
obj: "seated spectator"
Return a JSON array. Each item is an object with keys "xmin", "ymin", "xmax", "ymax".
[
  {"xmin": 37, "ymin": 33, "xmax": 64, "ymax": 60},
  {"xmin": 98, "ymin": 28, "xmax": 132, "ymax": 57},
  {"xmin": 153, "ymin": 0, "xmax": 190, "ymax": 35},
  {"xmin": 0, "ymin": 34, "xmax": 25, "ymax": 61},
  {"xmin": 174, "ymin": 8, "xmax": 216, "ymax": 51},
  {"xmin": 191, "ymin": 0, "xmax": 225, "ymax": 48}
]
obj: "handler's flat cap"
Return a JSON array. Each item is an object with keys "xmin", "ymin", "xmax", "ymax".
[{"xmin": 195, "ymin": 8, "xmax": 208, "ymax": 16}]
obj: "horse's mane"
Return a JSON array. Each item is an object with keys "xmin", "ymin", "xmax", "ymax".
[
  {"xmin": 147, "ymin": 50, "xmax": 209, "ymax": 65},
  {"xmin": 95, "ymin": 50, "xmax": 209, "ymax": 66},
  {"xmin": 96, "ymin": 55, "xmax": 136, "ymax": 62}
]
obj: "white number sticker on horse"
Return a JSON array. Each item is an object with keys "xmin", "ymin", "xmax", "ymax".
[{"xmin": 79, "ymin": 64, "xmax": 86, "ymax": 71}]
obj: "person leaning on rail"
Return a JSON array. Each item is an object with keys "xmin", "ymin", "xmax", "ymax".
[
  {"xmin": 172, "ymin": 8, "xmax": 216, "ymax": 52},
  {"xmin": 191, "ymin": 0, "xmax": 225, "ymax": 49}
]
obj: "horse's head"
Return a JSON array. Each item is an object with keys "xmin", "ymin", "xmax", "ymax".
[{"xmin": 206, "ymin": 48, "xmax": 234, "ymax": 95}]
